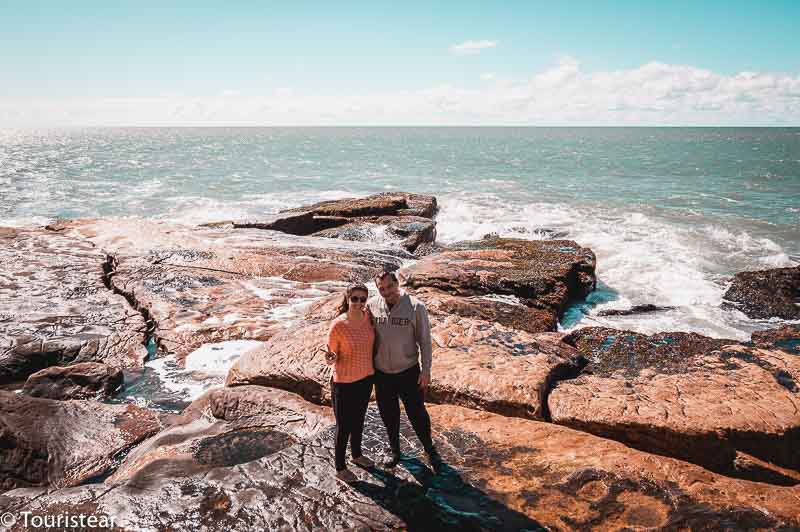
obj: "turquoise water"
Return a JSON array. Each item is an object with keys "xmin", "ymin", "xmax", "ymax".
[{"xmin": 2, "ymin": 127, "xmax": 798, "ymax": 339}]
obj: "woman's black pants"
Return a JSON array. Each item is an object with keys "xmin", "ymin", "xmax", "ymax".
[{"xmin": 331, "ymin": 375, "xmax": 373, "ymax": 471}]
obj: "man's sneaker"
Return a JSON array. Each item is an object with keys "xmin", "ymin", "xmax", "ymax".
[
  {"xmin": 336, "ymin": 468, "xmax": 358, "ymax": 483},
  {"xmin": 426, "ymin": 447, "xmax": 444, "ymax": 473},
  {"xmin": 351, "ymin": 455, "xmax": 374, "ymax": 468},
  {"xmin": 382, "ymin": 451, "xmax": 401, "ymax": 469}
]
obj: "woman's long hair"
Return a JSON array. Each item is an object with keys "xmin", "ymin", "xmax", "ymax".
[{"xmin": 337, "ymin": 283, "xmax": 369, "ymax": 316}]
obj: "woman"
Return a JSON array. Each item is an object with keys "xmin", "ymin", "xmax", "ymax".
[{"xmin": 325, "ymin": 283, "xmax": 375, "ymax": 483}]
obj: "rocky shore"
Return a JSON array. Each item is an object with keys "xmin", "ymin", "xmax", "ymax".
[{"xmin": 1, "ymin": 192, "xmax": 799, "ymax": 530}]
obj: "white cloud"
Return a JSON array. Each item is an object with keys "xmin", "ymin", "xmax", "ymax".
[
  {"xmin": 3, "ymin": 58, "xmax": 800, "ymax": 126},
  {"xmin": 450, "ymin": 39, "xmax": 497, "ymax": 56},
  {"xmin": 480, "ymin": 73, "xmax": 496, "ymax": 81}
]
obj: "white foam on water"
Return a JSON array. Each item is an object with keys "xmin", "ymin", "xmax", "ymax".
[
  {"xmin": 436, "ymin": 195, "xmax": 796, "ymax": 340},
  {"xmin": 143, "ymin": 340, "xmax": 267, "ymax": 402},
  {"xmin": 158, "ymin": 189, "xmax": 355, "ymax": 227},
  {"xmin": 184, "ymin": 340, "xmax": 265, "ymax": 375},
  {"xmin": 144, "ymin": 355, "xmax": 212, "ymax": 401}
]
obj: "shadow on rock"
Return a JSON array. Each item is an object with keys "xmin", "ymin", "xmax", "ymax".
[{"xmin": 352, "ymin": 458, "xmax": 545, "ymax": 532}]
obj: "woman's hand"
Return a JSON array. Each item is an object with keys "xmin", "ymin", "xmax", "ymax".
[{"xmin": 324, "ymin": 349, "xmax": 338, "ymax": 364}]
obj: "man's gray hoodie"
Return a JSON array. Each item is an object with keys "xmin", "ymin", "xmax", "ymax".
[{"xmin": 367, "ymin": 293, "xmax": 432, "ymax": 378}]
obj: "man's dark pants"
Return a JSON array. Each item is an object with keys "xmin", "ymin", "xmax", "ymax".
[{"xmin": 374, "ymin": 364, "xmax": 434, "ymax": 455}]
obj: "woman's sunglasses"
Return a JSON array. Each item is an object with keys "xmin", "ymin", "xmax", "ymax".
[{"xmin": 349, "ymin": 295, "xmax": 368, "ymax": 303}]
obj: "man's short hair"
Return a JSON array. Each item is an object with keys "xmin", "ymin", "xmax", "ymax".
[{"xmin": 375, "ymin": 270, "xmax": 399, "ymax": 284}]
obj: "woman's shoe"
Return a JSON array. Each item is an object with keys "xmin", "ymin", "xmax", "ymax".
[
  {"xmin": 351, "ymin": 455, "xmax": 374, "ymax": 468},
  {"xmin": 382, "ymin": 452, "xmax": 401, "ymax": 469},
  {"xmin": 336, "ymin": 468, "xmax": 358, "ymax": 483}
]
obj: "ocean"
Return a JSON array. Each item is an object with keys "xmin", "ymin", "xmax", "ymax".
[{"xmin": 2, "ymin": 127, "xmax": 799, "ymax": 344}]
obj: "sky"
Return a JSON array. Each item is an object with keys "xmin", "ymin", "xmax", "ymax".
[{"xmin": 1, "ymin": 0, "xmax": 799, "ymax": 126}]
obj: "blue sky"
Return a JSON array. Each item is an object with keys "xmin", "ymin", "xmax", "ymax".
[{"xmin": 2, "ymin": 1, "xmax": 799, "ymax": 125}]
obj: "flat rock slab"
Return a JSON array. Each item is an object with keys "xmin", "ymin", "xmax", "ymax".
[
  {"xmin": 0, "ymin": 227, "xmax": 147, "ymax": 384},
  {"xmin": 400, "ymin": 236, "xmax": 596, "ymax": 322},
  {"xmin": 723, "ymin": 265, "xmax": 800, "ymax": 319},
  {"xmin": 550, "ymin": 327, "xmax": 800, "ymax": 481},
  {"xmin": 0, "ymin": 390, "xmax": 161, "ymax": 492},
  {"xmin": 2, "ymin": 402, "xmax": 799, "ymax": 531},
  {"xmin": 217, "ymin": 192, "xmax": 438, "ymax": 252},
  {"xmin": 279, "ymin": 192, "xmax": 438, "ymax": 219},
  {"xmin": 21, "ymin": 362, "xmax": 123, "ymax": 400},
  {"xmin": 227, "ymin": 315, "xmax": 584, "ymax": 420},
  {"xmin": 56, "ymin": 218, "xmax": 407, "ymax": 363},
  {"xmin": 411, "ymin": 286, "xmax": 557, "ymax": 333}
]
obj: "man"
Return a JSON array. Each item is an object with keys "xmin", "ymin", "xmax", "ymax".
[{"xmin": 367, "ymin": 270, "xmax": 441, "ymax": 471}]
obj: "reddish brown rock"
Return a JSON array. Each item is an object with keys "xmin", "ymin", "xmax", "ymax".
[
  {"xmin": 107, "ymin": 385, "xmax": 334, "ymax": 486},
  {"xmin": 21, "ymin": 362, "xmax": 123, "ymax": 400},
  {"xmin": 225, "ymin": 321, "xmax": 334, "ymax": 404},
  {"xmin": 227, "ymin": 314, "xmax": 584, "ymax": 420},
  {"xmin": 2, "ymin": 403, "xmax": 799, "ymax": 531},
  {"xmin": 723, "ymin": 265, "xmax": 800, "ymax": 319},
  {"xmin": 0, "ymin": 390, "xmax": 161, "ymax": 492},
  {"xmin": 411, "ymin": 286, "xmax": 557, "ymax": 333},
  {"xmin": 550, "ymin": 327, "xmax": 800, "ymax": 481},
  {"xmin": 400, "ymin": 236, "xmax": 596, "ymax": 322},
  {"xmin": 0, "ymin": 227, "xmax": 147, "ymax": 385},
  {"xmin": 61, "ymin": 218, "xmax": 406, "ymax": 363}
]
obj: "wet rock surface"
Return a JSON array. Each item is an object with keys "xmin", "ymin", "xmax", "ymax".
[
  {"xmin": 723, "ymin": 265, "xmax": 800, "ymax": 319},
  {"xmin": 313, "ymin": 215, "xmax": 436, "ymax": 252},
  {"xmin": 561, "ymin": 326, "xmax": 736, "ymax": 377},
  {"xmin": 0, "ymin": 390, "xmax": 161, "ymax": 492},
  {"xmin": 400, "ymin": 236, "xmax": 596, "ymax": 327},
  {"xmin": 3, "ymin": 402, "xmax": 799, "ymax": 531},
  {"xmin": 550, "ymin": 327, "xmax": 800, "ymax": 480},
  {"xmin": 219, "ymin": 192, "xmax": 438, "ymax": 252},
  {"xmin": 595, "ymin": 304, "xmax": 676, "ymax": 317},
  {"xmin": 60, "ymin": 218, "xmax": 407, "ymax": 363},
  {"xmin": 21, "ymin": 362, "xmax": 123, "ymax": 400},
  {"xmin": 752, "ymin": 324, "xmax": 800, "ymax": 355},
  {"xmin": 0, "ymin": 227, "xmax": 148, "ymax": 385}
]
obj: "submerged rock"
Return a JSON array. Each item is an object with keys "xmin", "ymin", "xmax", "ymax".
[
  {"xmin": 2, "ymin": 401, "xmax": 799, "ymax": 531},
  {"xmin": 0, "ymin": 227, "xmax": 147, "ymax": 384},
  {"xmin": 596, "ymin": 304, "xmax": 676, "ymax": 317},
  {"xmin": 723, "ymin": 265, "xmax": 800, "ymax": 320},
  {"xmin": 21, "ymin": 362, "xmax": 123, "ymax": 400},
  {"xmin": 0, "ymin": 390, "xmax": 161, "ymax": 492},
  {"xmin": 549, "ymin": 327, "xmax": 800, "ymax": 482}
]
